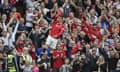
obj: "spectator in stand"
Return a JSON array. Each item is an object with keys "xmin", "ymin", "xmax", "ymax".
[
  {"xmin": 88, "ymin": 48, "xmax": 99, "ymax": 72},
  {"xmin": 0, "ymin": 0, "xmax": 12, "ymax": 16},
  {"xmin": 0, "ymin": 0, "xmax": 119, "ymax": 72},
  {"xmin": 0, "ymin": 14, "xmax": 8, "ymax": 31},
  {"xmin": 80, "ymin": 53, "xmax": 90, "ymax": 72},
  {"xmin": 53, "ymin": 43, "xmax": 66, "ymax": 72},
  {"xmin": 71, "ymin": 52, "xmax": 81, "ymax": 72},
  {"xmin": 36, "ymin": 42, "xmax": 51, "ymax": 57},
  {"xmin": 32, "ymin": 61, "xmax": 39, "ymax": 72},
  {"xmin": 16, "ymin": 18, "xmax": 27, "ymax": 40},
  {"xmin": 9, "ymin": 7, "xmax": 21, "ymax": 20},
  {"xmin": 0, "ymin": 39, "xmax": 6, "ymax": 71},
  {"xmin": 96, "ymin": 55, "xmax": 105, "ymax": 72},
  {"xmin": 37, "ymin": 48, "xmax": 51, "ymax": 72},
  {"xmin": 25, "ymin": 7, "xmax": 34, "ymax": 32},
  {"xmin": 59, "ymin": 58, "xmax": 72, "ymax": 72},
  {"xmin": 108, "ymin": 48, "xmax": 119, "ymax": 72}
]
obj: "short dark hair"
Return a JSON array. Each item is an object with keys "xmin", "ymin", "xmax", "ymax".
[{"xmin": 41, "ymin": 41, "xmax": 46, "ymax": 45}]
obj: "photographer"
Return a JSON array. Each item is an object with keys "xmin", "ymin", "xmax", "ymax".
[
  {"xmin": 71, "ymin": 53, "xmax": 81, "ymax": 72},
  {"xmin": 80, "ymin": 53, "xmax": 90, "ymax": 72},
  {"xmin": 37, "ymin": 49, "xmax": 50, "ymax": 72},
  {"xmin": 108, "ymin": 48, "xmax": 119, "ymax": 72},
  {"xmin": 36, "ymin": 42, "xmax": 51, "ymax": 57},
  {"xmin": 88, "ymin": 48, "xmax": 99, "ymax": 72}
]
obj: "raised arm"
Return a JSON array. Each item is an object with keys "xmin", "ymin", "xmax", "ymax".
[
  {"xmin": 112, "ymin": 47, "xmax": 119, "ymax": 58},
  {"xmin": 2, "ymin": 22, "xmax": 7, "ymax": 31},
  {"xmin": 12, "ymin": 20, "xmax": 19, "ymax": 42},
  {"xmin": 70, "ymin": 0, "xmax": 78, "ymax": 9},
  {"xmin": 53, "ymin": 8, "xmax": 64, "ymax": 22},
  {"xmin": 7, "ymin": 14, "xmax": 16, "ymax": 28}
]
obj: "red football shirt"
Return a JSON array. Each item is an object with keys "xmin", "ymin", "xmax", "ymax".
[
  {"xmin": 53, "ymin": 50, "xmax": 66, "ymax": 69},
  {"xmin": 83, "ymin": 21, "xmax": 101, "ymax": 42},
  {"xmin": 9, "ymin": 12, "xmax": 21, "ymax": 20},
  {"xmin": 49, "ymin": 10, "xmax": 64, "ymax": 38},
  {"xmin": 71, "ymin": 44, "xmax": 81, "ymax": 55}
]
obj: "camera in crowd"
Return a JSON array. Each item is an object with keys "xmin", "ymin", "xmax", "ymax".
[{"xmin": 4, "ymin": 45, "xmax": 14, "ymax": 54}]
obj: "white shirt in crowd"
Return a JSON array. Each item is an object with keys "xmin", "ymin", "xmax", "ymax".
[
  {"xmin": 25, "ymin": 12, "xmax": 33, "ymax": 27},
  {"xmin": 0, "ymin": 21, "xmax": 19, "ymax": 47},
  {"xmin": 2, "ymin": 22, "xmax": 7, "ymax": 32},
  {"xmin": 89, "ymin": 48, "xmax": 100, "ymax": 56}
]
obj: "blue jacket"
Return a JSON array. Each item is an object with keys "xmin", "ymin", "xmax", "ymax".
[{"xmin": 36, "ymin": 48, "xmax": 51, "ymax": 56}]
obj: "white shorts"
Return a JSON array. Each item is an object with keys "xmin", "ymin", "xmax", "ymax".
[{"xmin": 46, "ymin": 35, "xmax": 58, "ymax": 49}]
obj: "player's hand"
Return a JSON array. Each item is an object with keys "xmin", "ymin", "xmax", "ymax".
[{"xmin": 59, "ymin": 8, "xmax": 64, "ymax": 13}]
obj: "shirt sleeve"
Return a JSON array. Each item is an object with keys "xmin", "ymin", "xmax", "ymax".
[
  {"xmin": 12, "ymin": 21, "xmax": 19, "ymax": 42},
  {"xmin": 62, "ymin": 51, "xmax": 66, "ymax": 57},
  {"xmin": 52, "ymin": 10, "xmax": 63, "ymax": 26}
]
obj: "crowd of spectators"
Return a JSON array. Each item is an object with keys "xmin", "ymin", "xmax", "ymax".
[{"xmin": 0, "ymin": 0, "xmax": 120, "ymax": 72}]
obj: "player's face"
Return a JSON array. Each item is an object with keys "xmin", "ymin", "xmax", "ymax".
[{"xmin": 57, "ymin": 16, "xmax": 63, "ymax": 23}]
